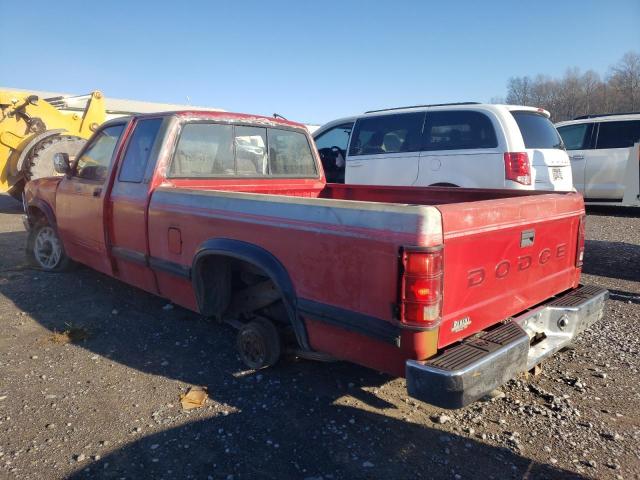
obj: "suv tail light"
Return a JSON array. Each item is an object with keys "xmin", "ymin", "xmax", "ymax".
[
  {"xmin": 504, "ymin": 152, "xmax": 531, "ymax": 185},
  {"xmin": 399, "ymin": 246, "xmax": 443, "ymax": 329},
  {"xmin": 576, "ymin": 214, "xmax": 586, "ymax": 267}
]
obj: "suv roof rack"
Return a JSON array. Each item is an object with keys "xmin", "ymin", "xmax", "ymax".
[
  {"xmin": 365, "ymin": 102, "xmax": 480, "ymax": 114},
  {"xmin": 574, "ymin": 111, "xmax": 640, "ymax": 120}
]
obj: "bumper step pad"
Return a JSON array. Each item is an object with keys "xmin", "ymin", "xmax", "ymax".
[
  {"xmin": 546, "ymin": 284, "xmax": 608, "ymax": 308},
  {"xmin": 426, "ymin": 322, "xmax": 525, "ymax": 372},
  {"xmin": 407, "ymin": 322, "xmax": 529, "ymax": 409}
]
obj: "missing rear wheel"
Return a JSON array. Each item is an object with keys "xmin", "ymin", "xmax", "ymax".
[{"xmin": 236, "ymin": 317, "xmax": 281, "ymax": 370}]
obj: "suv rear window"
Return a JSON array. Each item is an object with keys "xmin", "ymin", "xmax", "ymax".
[
  {"xmin": 512, "ymin": 111, "xmax": 563, "ymax": 149},
  {"xmin": 596, "ymin": 120, "xmax": 640, "ymax": 149},
  {"xmin": 349, "ymin": 113, "xmax": 424, "ymax": 156}
]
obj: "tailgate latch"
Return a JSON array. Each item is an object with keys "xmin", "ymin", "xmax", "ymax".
[{"xmin": 520, "ymin": 229, "xmax": 535, "ymax": 248}]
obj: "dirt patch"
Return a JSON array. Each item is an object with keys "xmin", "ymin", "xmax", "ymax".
[{"xmin": 48, "ymin": 325, "xmax": 91, "ymax": 344}]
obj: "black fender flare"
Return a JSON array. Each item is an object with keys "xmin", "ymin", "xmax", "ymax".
[{"xmin": 192, "ymin": 238, "xmax": 309, "ymax": 350}]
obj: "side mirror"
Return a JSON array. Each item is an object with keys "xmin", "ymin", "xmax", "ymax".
[{"xmin": 53, "ymin": 152, "xmax": 70, "ymax": 175}]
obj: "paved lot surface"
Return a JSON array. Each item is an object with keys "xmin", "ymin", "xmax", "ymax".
[{"xmin": 0, "ymin": 194, "xmax": 638, "ymax": 480}]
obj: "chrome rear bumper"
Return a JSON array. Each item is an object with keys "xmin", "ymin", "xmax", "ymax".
[{"xmin": 406, "ymin": 285, "xmax": 608, "ymax": 409}]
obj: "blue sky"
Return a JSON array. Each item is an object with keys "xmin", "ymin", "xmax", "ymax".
[{"xmin": 1, "ymin": 0, "xmax": 638, "ymax": 124}]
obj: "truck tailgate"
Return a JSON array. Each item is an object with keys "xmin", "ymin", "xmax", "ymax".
[{"xmin": 436, "ymin": 192, "xmax": 584, "ymax": 348}]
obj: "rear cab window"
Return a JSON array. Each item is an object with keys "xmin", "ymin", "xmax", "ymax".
[
  {"xmin": 511, "ymin": 111, "xmax": 563, "ymax": 149},
  {"xmin": 169, "ymin": 122, "xmax": 317, "ymax": 178}
]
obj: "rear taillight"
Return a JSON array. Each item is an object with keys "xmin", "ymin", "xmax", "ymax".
[
  {"xmin": 576, "ymin": 214, "xmax": 586, "ymax": 267},
  {"xmin": 504, "ymin": 152, "xmax": 531, "ymax": 185},
  {"xmin": 399, "ymin": 246, "xmax": 443, "ymax": 329}
]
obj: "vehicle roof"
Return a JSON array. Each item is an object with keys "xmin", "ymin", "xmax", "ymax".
[
  {"xmin": 313, "ymin": 104, "xmax": 551, "ymax": 136},
  {"xmin": 128, "ymin": 110, "xmax": 308, "ymax": 130},
  {"xmin": 360, "ymin": 103, "xmax": 550, "ymax": 118},
  {"xmin": 556, "ymin": 113, "xmax": 640, "ymax": 127}
]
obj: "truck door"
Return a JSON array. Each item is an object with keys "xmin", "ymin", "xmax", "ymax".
[
  {"xmin": 109, "ymin": 117, "xmax": 165, "ymax": 293},
  {"xmin": 56, "ymin": 122, "xmax": 128, "ymax": 275}
]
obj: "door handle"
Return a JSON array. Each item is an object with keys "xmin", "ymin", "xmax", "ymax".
[
  {"xmin": 571, "ymin": 155, "xmax": 584, "ymax": 160},
  {"xmin": 92, "ymin": 187, "xmax": 102, "ymax": 197}
]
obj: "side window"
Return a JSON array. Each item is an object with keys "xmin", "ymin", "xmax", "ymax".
[
  {"xmin": 119, "ymin": 118, "xmax": 163, "ymax": 182},
  {"xmin": 349, "ymin": 113, "xmax": 424, "ymax": 156},
  {"xmin": 75, "ymin": 124, "xmax": 126, "ymax": 182},
  {"xmin": 235, "ymin": 126, "xmax": 268, "ymax": 176},
  {"xmin": 170, "ymin": 123, "xmax": 234, "ymax": 177},
  {"xmin": 596, "ymin": 121, "xmax": 640, "ymax": 149},
  {"xmin": 268, "ymin": 128, "xmax": 317, "ymax": 176},
  {"xmin": 424, "ymin": 111, "xmax": 498, "ymax": 151},
  {"xmin": 314, "ymin": 123, "xmax": 353, "ymax": 151},
  {"xmin": 557, "ymin": 123, "xmax": 590, "ymax": 150}
]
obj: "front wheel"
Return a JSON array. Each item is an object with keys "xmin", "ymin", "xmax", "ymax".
[{"xmin": 27, "ymin": 221, "xmax": 72, "ymax": 271}]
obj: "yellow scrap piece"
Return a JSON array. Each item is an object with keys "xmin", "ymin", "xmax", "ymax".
[{"xmin": 180, "ymin": 386, "xmax": 208, "ymax": 410}]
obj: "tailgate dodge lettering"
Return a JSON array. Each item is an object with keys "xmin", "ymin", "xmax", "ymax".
[{"xmin": 467, "ymin": 242, "xmax": 568, "ymax": 286}]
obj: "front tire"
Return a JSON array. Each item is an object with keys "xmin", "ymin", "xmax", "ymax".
[{"xmin": 27, "ymin": 220, "xmax": 72, "ymax": 271}]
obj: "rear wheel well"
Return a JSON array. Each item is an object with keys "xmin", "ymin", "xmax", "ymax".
[{"xmin": 195, "ymin": 254, "xmax": 295, "ymax": 339}]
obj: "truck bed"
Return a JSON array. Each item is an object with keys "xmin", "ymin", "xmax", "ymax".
[
  {"xmin": 150, "ymin": 181, "xmax": 583, "ymax": 369},
  {"xmin": 321, "ymin": 184, "xmax": 584, "ymax": 347}
]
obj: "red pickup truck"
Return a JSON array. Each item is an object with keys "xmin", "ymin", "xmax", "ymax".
[{"xmin": 22, "ymin": 111, "xmax": 608, "ymax": 408}]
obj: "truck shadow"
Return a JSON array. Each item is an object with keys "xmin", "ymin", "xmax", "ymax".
[
  {"xmin": 0, "ymin": 219, "xmax": 583, "ymax": 479},
  {"xmin": 65, "ymin": 405, "xmax": 584, "ymax": 480},
  {"xmin": 583, "ymin": 239, "xmax": 640, "ymax": 282}
]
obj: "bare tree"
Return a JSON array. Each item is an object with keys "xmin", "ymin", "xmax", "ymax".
[
  {"xmin": 501, "ymin": 51, "xmax": 639, "ymax": 121},
  {"xmin": 506, "ymin": 76, "xmax": 533, "ymax": 105},
  {"xmin": 582, "ymin": 70, "xmax": 601, "ymax": 114},
  {"xmin": 608, "ymin": 52, "xmax": 640, "ymax": 111}
]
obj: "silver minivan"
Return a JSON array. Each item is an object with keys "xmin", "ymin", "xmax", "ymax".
[{"xmin": 556, "ymin": 113, "xmax": 640, "ymax": 205}]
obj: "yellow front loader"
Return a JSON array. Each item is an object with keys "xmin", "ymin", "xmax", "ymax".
[{"xmin": 0, "ymin": 90, "xmax": 106, "ymax": 199}]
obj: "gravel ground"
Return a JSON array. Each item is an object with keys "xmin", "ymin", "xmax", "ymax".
[{"xmin": 0, "ymin": 195, "xmax": 638, "ymax": 480}]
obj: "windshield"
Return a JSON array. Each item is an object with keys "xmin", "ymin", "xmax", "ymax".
[{"xmin": 512, "ymin": 111, "xmax": 564, "ymax": 149}]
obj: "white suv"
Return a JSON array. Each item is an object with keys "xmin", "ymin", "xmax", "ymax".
[
  {"xmin": 556, "ymin": 113, "xmax": 640, "ymax": 206},
  {"xmin": 313, "ymin": 103, "xmax": 573, "ymax": 191}
]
